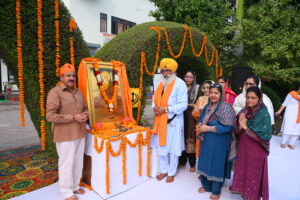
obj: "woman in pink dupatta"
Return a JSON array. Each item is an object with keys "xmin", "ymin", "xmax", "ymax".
[{"xmin": 231, "ymin": 86, "xmax": 272, "ymax": 200}]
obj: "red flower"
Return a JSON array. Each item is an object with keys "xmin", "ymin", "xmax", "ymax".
[
  {"xmin": 95, "ymin": 71, "xmax": 100, "ymax": 75},
  {"xmin": 113, "ymin": 70, "xmax": 118, "ymax": 75},
  {"xmin": 113, "ymin": 81, "xmax": 119, "ymax": 85}
]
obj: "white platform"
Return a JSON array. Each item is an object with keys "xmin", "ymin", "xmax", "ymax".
[{"xmin": 11, "ymin": 136, "xmax": 300, "ymax": 200}]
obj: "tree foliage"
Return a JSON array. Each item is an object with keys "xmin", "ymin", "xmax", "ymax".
[
  {"xmin": 0, "ymin": 0, "xmax": 90, "ymax": 154},
  {"xmin": 149, "ymin": 0, "xmax": 238, "ymax": 73},
  {"xmin": 241, "ymin": 0, "xmax": 300, "ymax": 82}
]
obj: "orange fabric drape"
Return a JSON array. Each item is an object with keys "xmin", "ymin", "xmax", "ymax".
[
  {"xmin": 77, "ymin": 58, "xmax": 133, "ymax": 119},
  {"xmin": 119, "ymin": 63, "xmax": 133, "ymax": 119},
  {"xmin": 77, "ymin": 59, "xmax": 89, "ymax": 103},
  {"xmin": 152, "ymin": 79, "xmax": 176, "ymax": 146},
  {"xmin": 289, "ymin": 91, "xmax": 300, "ymax": 124}
]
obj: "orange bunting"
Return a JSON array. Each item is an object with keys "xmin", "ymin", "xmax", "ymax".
[{"xmin": 16, "ymin": 0, "xmax": 25, "ymax": 127}]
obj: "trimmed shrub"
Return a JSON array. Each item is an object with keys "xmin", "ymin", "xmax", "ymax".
[
  {"xmin": 95, "ymin": 21, "xmax": 217, "ymax": 119},
  {"xmin": 0, "ymin": 0, "xmax": 90, "ymax": 154}
]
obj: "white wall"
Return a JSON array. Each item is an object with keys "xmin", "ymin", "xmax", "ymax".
[
  {"xmin": 67, "ymin": 0, "xmax": 156, "ymax": 45},
  {"xmin": 1, "ymin": 59, "xmax": 8, "ymax": 91},
  {"xmin": 0, "ymin": 60, "xmax": 18, "ymax": 92}
]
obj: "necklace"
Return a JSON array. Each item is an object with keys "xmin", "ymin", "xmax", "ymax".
[{"xmin": 93, "ymin": 60, "xmax": 119, "ymax": 112}]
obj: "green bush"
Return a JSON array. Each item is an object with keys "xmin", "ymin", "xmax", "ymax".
[
  {"xmin": 95, "ymin": 21, "xmax": 218, "ymax": 120},
  {"xmin": 261, "ymin": 85, "xmax": 281, "ymax": 112},
  {"xmin": 0, "ymin": 0, "xmax": 90, "ymax": 154}
]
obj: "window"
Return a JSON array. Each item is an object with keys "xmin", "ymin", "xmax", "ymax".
[
  {"xmin": 100, "ymin": 13, "xmax": 107, "ymax": 33},
  {"xmin": 111, "ymin": 16, "xmax": 136, "ymax": 35}
]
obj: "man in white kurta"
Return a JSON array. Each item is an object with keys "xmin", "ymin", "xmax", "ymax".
[
  {"xmin": 275, "ymin": 85, "xmax": 300, "ymax": 149},
  {"xmin": 233, "ymin": 75, "xmax": 275, "ymax": 125},
  {"xmin": 152, "ymin": 58, "xmax": 188, "ymax": 183}
]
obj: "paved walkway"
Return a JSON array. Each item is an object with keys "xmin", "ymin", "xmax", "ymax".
[{"xmin": 0, "ymin": 102, "xmax": 40, "ymax": 152}]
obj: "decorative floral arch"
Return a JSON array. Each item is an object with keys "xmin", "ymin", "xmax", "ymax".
[{"xmin": 95, "ymin": 21, "xmax": 222, "ymax": 121}]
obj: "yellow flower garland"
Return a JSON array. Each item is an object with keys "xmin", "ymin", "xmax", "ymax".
[
  {"xmin": 16, "ymin": 0, "xmax": 25, "ymax": 127},
  {"xmin": 37, "ymin": 0, "xmax": 46, "ymax": 150}
]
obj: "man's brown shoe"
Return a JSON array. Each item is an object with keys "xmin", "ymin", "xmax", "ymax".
[
  {"xmin": 65, "ymin": 195, "xmax": 78, "ymax": 200},
  {"xmin": 156, "ymin": 173, "xmax": 167, "ymax": 181},
  {"xmin": 166, "ymin": 176, "xmax": 174, "ymax": 183}
]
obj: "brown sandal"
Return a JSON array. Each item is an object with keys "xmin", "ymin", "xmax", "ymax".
[
  {"xmin": 74, "ymin": 188, "xmax": 85, "ymax": 195},
  {"xmin": 209, "ymin": 194, "xmax": 220, "ymax": 200},
  {"xmin": 198, "ymin": 187, "xmax": 206, "ymax": 193}
]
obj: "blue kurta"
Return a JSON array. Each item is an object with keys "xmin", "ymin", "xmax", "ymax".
[{"xmin": 197, "ymin": 105, "xmax": 233, "ymax": 182}]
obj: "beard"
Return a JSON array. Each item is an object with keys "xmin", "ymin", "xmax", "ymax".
[{"xmin": 161, "ymin": 73, "xmax": 176, "ymax": 87}]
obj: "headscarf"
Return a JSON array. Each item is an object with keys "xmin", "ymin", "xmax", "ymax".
[
  {"xmin": 240, "ymin": 86, "xmax": 272, "ymax": 141},
  {"xmin": 202, "ymin": 83, "xmax": 236, "ymax": 126},
  {"xmin": 160, "ymin": 58, "xmax": 178, "ymax": 72},
  {"xmin": 185, "ymin": 71, "xmax": 200, "ymax": 104}
]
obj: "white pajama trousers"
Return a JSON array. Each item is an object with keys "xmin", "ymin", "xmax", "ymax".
[
  {"xmin": 159, "ymin": 153, "xmax": 179, "ymax": 176},
  {"xmin": 281, "ymin": 134, "xmax": 298, "ymax": 146},
  {"xmin": 56, "ymin": 137, "xmax": 85, "ymax": 199}
]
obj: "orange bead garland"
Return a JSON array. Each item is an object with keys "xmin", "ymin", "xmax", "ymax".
[
  {"xmin": 16, "ymin": 0, "xmax": 25, "ymax": 127},
  {"xmin": 55, "ymin": 0, "xmax": 60, "ymax": 77},
  {"xmin": 69, "ymin": 19, "xmax": 76, "ymax": 66},
  {"xmin": 37, "ymin": 0, "xmax": 46, "ymax": 150}
]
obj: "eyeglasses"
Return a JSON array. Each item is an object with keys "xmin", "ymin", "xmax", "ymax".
[{"xmin": 184, "ymin": 76, "xmax": 194, "ymax": 79}]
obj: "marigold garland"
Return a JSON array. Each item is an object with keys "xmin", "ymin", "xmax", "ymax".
[
  {"xmin": 54, "ymin": 0, "xmax": 60, "ymax": 77},
  {"xmin": 16, "ymin": 0, "xmax": 25, "ymax": 127},
  {"xmin": 91, "ymin": 127, "xmax": 152, "ymax": 194},
  {"xmin": 92, "ymin": 60, "xmax": 119, "ymax": 112},
  {"xmin": 69, "ymin": 19, "xmax": 76, "ymax": 66},
  {"xmin": 136, "ymin": 25, "xmax": 222, "ymax": 121},
  {"xmin": 37, "ymin": 0, "xmax": 46, "ymax": 150}
]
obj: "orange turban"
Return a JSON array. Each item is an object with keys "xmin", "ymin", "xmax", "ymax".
[
  {"xmin": 160, "ymin": 58, "xmax": 178, "ymax": 72},
  {"xmin": 60, "ymin": 63, "xmax": 75, "ymax": 77}
]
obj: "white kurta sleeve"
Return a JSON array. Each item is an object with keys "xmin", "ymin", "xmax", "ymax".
[
  {"xmin": 282, "ymin": 94, "xmax": 291, "ymax": 107},
  {"xmin": 168, "ymin": 79, "xmax": 188, "ymax": 115},
  {"xmin": 263, "ymin": 94, "xmax": 275, "ymax": 125}
]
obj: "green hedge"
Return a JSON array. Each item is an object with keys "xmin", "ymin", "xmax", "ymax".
[
  {"xmin": 261, "ymin": 85, "xmax": 281, "ymax": 112},
  {"xmin": 0, "ymin": 0, "xmax": 90, "ymax": 154},
  {"xmin": 95, "ymin": 21, "xmax": 217, "ymax": 120}
]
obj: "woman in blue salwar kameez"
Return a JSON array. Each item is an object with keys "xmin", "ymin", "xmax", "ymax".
[{"xmin": 196, "ymin": 83, "xmax": 236, "ymax": 200}]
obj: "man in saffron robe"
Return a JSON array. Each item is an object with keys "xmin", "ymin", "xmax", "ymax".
[{"xmin": 152, "ymin": 58, "xmax": 188, "ymax": 183}]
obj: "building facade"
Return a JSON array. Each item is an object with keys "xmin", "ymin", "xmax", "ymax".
[{"xmin": 0, "ymin": 0, "xmax": 155, "ymax": 95}]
